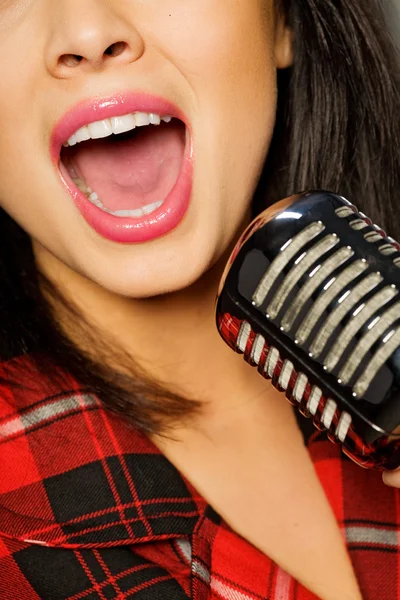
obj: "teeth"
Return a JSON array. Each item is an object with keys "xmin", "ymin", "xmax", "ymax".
[
  {"xmin": 111, "ymin": 114, "xmax": 136, "ymax": 135},
  {"xmin": 135, "ymin": 112, "xmax": 151, "ymax": 127},
  {"xmin": 71, "ymin": 177, "xmax": 164, "ymax": 217},
  {"xmin": 142, "ymin": 200, "xmax": 164, "ymax": 214},
  {"xmin": 149, "ymin": 113, "xmax": 161, "ymax": 125},
  {"xmin": 112, "ymin": 200, "xmax": 164, "ymax": 218},
  {"xmin": 89, "ymin": 192, "xmax": 102, "ymax": 208},
  {"xmin": 63, "ymin": 112, "xmax": 175, "ymax": 147},
  {"xmin": 73, "ymin": 178, "xmax": 88, "ymax": 193},
  {"xmin": 75, "ymin": 126, "xmax": 91, "ymax": 143},
  {"xmin": 88, "ymin": 119, "xmax": 113, "ymax": 140},
  {"xmin": 67, "ymin": 134, "xmax": 77, "ymax": 147},
  {"xmin": 112, "ymin": 208, "xmax": 144, "ymax": 217}
]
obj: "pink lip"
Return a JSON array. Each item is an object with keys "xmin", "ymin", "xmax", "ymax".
[{"xmin": 51, "ymin": 92, "xmax": 193, "ymax": 244}]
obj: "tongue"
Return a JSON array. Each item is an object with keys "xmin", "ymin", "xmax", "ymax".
[{"xmin": 67, "ymin": 122, "xmax": 185, "ymax": 212}]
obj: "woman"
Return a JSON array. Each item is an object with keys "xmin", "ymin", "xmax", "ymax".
[{"xmin": 0, "ymin": 0, "xmax": 399, "ymax": 598}]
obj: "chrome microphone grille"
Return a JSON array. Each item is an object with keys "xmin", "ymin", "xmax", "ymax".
[{"xmin": 216, "ymin": 191, "xmax": 400, "ymax": 470}]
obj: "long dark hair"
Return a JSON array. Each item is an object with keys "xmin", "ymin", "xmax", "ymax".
[{"xmin": 0, "ymin": 0, "xmax": 399, "ymax": 433}]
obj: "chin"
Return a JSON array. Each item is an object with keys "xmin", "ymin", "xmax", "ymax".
[{"xmin": 68, "ymin": 235, "xmax": 222, "ymax": 300}]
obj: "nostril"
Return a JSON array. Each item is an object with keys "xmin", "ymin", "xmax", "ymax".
[
  {"xmin": 56, "ymin": 42, "xmax": 129, "ymax": 70},
  {"xmin": 59, "ymin": 54, "xmax": 84, "ymax": 68},
  {"xmin": 104, "ymin": 41, "xmax": 128, "ymax": 58}
]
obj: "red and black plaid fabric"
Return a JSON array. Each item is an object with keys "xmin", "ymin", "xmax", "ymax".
[{"xmin": 0, "ymin": 354, "xmax": 399, "ymax": 599}]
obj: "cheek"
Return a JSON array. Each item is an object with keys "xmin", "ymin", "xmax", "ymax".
[
  {"xmin": 142, "ymin": 1, "xmax": 276, "ymax": 97},
  {"xmin": 147, "ymin": 1, "xmax": 278, "ymax": 195},
  {"xmin": 0, "ymin": 31, "xmax": 49, "ymax": 213}
]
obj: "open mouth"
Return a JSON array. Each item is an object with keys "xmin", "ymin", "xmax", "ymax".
[{"xmin": 59, "ymin": 112, "xmax": 187, "ymax": 220}]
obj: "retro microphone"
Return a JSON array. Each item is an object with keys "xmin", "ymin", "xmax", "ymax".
[{"xmin": 216, "ymin": 191, "xmax": 400, "ymax": 470}]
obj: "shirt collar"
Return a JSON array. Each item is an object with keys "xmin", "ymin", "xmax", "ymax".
[{"xmin": 0, "ymin": 354, "xmax": 206, "ymax": 549}]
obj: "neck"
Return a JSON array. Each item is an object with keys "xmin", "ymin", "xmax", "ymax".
[{"xmin": 34, "ymin": 242, "xmax": 270, "ymax": 422}]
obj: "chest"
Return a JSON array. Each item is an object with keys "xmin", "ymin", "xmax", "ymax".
[{"xmin": 154, "ymin": 401, "xmax": 365, "ymax": 600}]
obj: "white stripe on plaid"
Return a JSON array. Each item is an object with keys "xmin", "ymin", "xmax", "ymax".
[
  {"xmin": 346, "ymin": 526, "xmax": 398, "ymax": 547},
  {"xmin": 211, "ymin": 578, "xmax": 256, "ymax": 600},
  {"xmin": 0, "ymin": 394, "xmax": 97, "ymax": 438},
  {"xmin": 274, "ymin": 568, "xmax": 292, "ymax": 600},
  {"xmin": 192, "ymin": 560, "xmax": 211, "ymax": 585},
  {"xmin": 176, "ymin": 539, "xmax": 192, "ymax": 563}
]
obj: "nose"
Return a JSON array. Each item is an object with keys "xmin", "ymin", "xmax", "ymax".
[{"xmin": 45, "ymin": 0, "xmax": 144, "ymax": 78}]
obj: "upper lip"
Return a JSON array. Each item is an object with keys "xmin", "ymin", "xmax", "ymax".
[{"xmin": 51, "ymin": 91, "xmax": 189, "ymax": 162}]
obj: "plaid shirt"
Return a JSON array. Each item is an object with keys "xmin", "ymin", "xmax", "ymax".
[{"xmin": 0, "ymin": 354, "xmax": 399, "ymax": 600}]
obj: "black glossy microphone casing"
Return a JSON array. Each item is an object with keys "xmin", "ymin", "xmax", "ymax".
[{"xmin": 216, "ymin": 191, "xmax": 400, "ymax": 470}]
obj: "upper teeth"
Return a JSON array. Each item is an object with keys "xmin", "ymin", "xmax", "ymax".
[{"xmin": 63, "ymin": 112, "xmax": 173, "ymax": 148}]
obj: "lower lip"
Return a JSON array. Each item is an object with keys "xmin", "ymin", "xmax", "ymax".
[{"xmin": 58, "ymin": 133, "xmax": 193, "ymax": 244}]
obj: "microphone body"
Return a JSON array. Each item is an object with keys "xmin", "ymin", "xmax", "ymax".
[{"xmin": 216, "ymin": 191, "xmax": 400, "ymax": 470}]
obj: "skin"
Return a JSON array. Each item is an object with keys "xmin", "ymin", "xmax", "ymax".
[
  {"xmin": 0, "ymin": 0, "xmax": 286, "ymax": 298},
  {"xmin": 1, "ymin": 0, "xmax": 395, "ymax": 597}
]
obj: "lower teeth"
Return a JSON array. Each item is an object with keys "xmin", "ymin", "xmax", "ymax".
[{"xmin": 72, "ymin": 177, "xmax": 164, "ymax": 218}]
